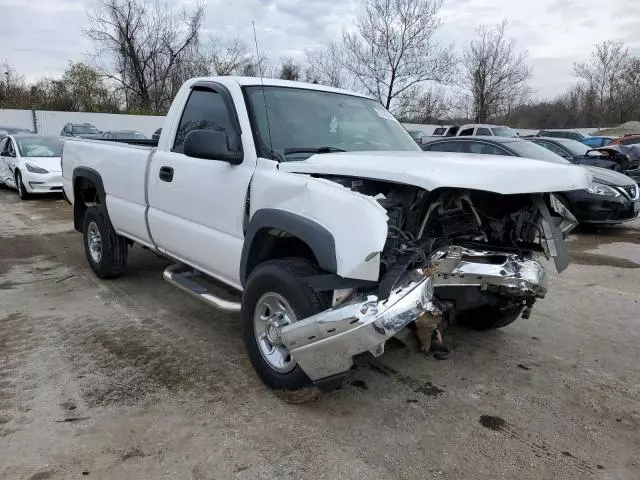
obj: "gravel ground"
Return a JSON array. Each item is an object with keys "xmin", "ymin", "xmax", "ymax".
[{"xmin": 0, "ymin": 187, "xmax": 639, "ymax": 480}]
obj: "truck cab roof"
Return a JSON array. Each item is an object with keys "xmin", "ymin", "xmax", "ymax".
[{"xmin": 183, "ymin": 76, "xmax": 373, "ymax": 99}]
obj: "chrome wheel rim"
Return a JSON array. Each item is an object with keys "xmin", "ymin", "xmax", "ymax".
[
  {"xmin": 253, "ymin": 292, "xmax": 297, "ymax": 373},
  {"xmin": 87, "ymin": 221, "xmax": 103, "ymax": 264}
]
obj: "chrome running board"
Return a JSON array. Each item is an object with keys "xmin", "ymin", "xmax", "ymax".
[{"xmin": 163, "ymin": 264, "xmax": 242, "ymax": 313}]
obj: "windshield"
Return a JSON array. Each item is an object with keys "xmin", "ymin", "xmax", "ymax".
[
  {"xmin": 244, "ymin": 86, "xmax": 420, "ymax": 160},
  {"xmin": 16, "ymin": 137, "xmax": 63, "ymax": 157},
  {"xmin": 72, "ymin": 125, "xmax": 99, "ymax": 134},
  {"xmin": 491, "ymin": 126, "xmax": 518, "ymax": 138},
  {"xmin": 507, "ymin": 140, "xmax": 571, "ymax": 164}
]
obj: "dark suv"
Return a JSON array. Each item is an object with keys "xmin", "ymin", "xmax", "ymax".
[{"xmin": 61, "ymin": 123, "xmax": 101, "ymax": 139}]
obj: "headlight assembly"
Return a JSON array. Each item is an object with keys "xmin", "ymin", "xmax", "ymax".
[
  {"xmin": 585, "ymin": 182, "xmax": 619, "ymax": 197},
  {"xmin": 25, "ymin": 162, "xmax": 49, "ymax": 174}
]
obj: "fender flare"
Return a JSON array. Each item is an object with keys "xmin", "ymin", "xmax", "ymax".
[
  {"xmin": 72, "ymin": 166, "xmax": 106, "ymax": 201},
  {"xmin": 240, "ymin": 208, "xmax": 337, "ymax": 286},
  {"xmin": 72, "ymin": 167, "xmax": 106, "ymax": 231}
]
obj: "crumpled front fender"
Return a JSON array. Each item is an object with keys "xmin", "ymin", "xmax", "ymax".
[{"xmin": 249, "ymin": 161, "xmax": 389, "ymax": 281}]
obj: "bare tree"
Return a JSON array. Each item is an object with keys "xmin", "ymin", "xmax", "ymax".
[
  {"xmin": 304, "ymin": 43, "xmax": 347, "ymax": 88},
  {"xmin": 395, "ymin": 84, "xmax": 450, "ymax": 122},
  {"xmin": 84, "ymin": 0, "xmax": 204, "ymax": 113},
  {"xmin": 342, "ymin": 0, "xmax": 455, "ymax": 115},
  {"xmin": 462, "ymin": 20, "xmax": 531, "ymax": 123},
  {"xmin": 277, "ymin": 57, "xmax": 301, "ymax": 81},
  {"xmin": 0, "ymin": 62, "xmax": 30, "ymax": 108},
  {"xmin": 574, "ymin": 41, "xmax": 629, "ymax": 125},
  {"xmin": 616, "ymin": 57, "xmax": 640, "ymax": 122},
  {"xmin": 208, "ymin": 38, "xmax": 254, "ymax": 76}
]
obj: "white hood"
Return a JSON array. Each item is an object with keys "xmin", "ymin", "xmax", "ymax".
[
  {"xmin": 279, "ymin": 151, "xmax": 591, "ymax": 195},
  {"xmin": 22, "ymin": 156, "xmax": 62, "ymax": 173}
]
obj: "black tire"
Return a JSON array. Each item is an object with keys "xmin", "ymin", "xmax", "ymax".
[
  {"xmin": 242, "ymin": 258, "xmax": 330, "ymax": 392},
  {"xmin": 459, "ymin": 303, "xmax": 524, "ymax": 331},
  {"xmin": 82, "ymin": 205, "xmax": 128, "ymax": 279},
  {"xmin": 15, "ymin": 170, "xmax": 30, "ymax": 200}
]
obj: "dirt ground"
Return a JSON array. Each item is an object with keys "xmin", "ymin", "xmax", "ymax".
[{"xmin": 1, "ymin": 187, "xmax": 639, "ymax": 480}]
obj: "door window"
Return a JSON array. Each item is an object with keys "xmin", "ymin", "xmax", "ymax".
[
  {"xmin": 468, "ymin": 142, "xmax": 508, "ymax": 155},
  {"xmin": 534, "ymin": 140, "xmax": 571, "ymax": 159},
  {"xmin": 459, "ymin": 128, "xmax": 474, "ymax": 136},
  {"xmin": 423, "ymin": 141, "xmax": 467, "ymax": 153},
  {"xmin": 173, "ymin": 88, "xmax": 238, "ymax": 153},
  {"xmin": 476, "ymin": 127, "xmax": 491, "ymax": 136},
  {"xmin": 0, "ymin": 138, "xmax": 8, "ymax": 155}
]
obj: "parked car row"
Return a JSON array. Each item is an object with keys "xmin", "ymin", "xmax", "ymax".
[
  {"xmin": 413, "ymin": 124, "xmax": 640, "ymax": 149},
  {"xmin": 3, "ymin": 117, "xmax": 638, "ymax": 227},
  {"xmin": 421, "ymin": 136, "xmax": 639, "ymax": 224},
  {"xmin": 60, "ymin": 122, "xmax": 149, "ymax": 140}
]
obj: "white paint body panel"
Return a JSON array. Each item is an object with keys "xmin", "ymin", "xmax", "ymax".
[
  {"xmin": 279, "ymin": 151, "xmax": 592, "ymax": 195},
  {"xmin": 61, "ymin": 76, "xmax": 593, "ymax": 291},
  {"xmin": 251, "ymin": 159, "xmax": 388, "ymax": 280},
  {"xmin": 62, "ymin": 139, "xmax": 154, "ymax": 246}
]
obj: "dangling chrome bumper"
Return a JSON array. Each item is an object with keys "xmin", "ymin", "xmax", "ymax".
[{"xmin": 279, "ymin": 272, "xmax": 440, "ymax": 382}]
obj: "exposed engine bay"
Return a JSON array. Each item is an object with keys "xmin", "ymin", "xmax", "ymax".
[{"xmin": 320, "ymin": 175, "xmax": 577, "ymax": 323}]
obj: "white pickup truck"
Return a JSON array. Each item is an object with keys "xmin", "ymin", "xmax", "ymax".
[{"xmin": 62, "ymin": 77, "xmax": 590, "ymax": 396}]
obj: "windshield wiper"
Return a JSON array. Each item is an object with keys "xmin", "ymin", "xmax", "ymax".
[{"xmin": 284, "ymin": 147, "xmax": 346, "ymax": 155}]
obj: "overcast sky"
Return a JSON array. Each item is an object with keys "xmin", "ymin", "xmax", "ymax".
[{"xmin": 1, "ymin": 0, "xmax": 639, "ymax": 99}]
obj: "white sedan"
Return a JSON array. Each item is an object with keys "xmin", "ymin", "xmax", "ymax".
[{"xmin": 0, "ymin": 135, "xmax": 64, "ymax": 199}]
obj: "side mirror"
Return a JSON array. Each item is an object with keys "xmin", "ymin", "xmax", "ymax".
[{"xmin": 184, "ymin": 129, "xmax": 243, "ymax": 164}]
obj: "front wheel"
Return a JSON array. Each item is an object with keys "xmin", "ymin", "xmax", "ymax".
[
  {"xmin": 242, "ymin": 258, "xmax": 330, "ymax": 397},
  {"xmin": 15, "ymin": 171, "xmax": 30, "ymax": 200},
  {"xmin": 82, "ymin": 205, "xmax": 128, "ymax": 279}
]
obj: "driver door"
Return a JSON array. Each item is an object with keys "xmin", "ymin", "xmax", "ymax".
[{"xmin": 147, "ymin": 83, "xmax": 255, "ymax": 289}]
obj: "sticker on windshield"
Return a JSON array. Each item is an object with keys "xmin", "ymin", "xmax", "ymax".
[
  {"xmin": 374, "ymin": 108, "xmax": 395, "ymax": 121},
  {"xmin": 329, "ymin": 116, "xmax": 339, "ymax": 133}
]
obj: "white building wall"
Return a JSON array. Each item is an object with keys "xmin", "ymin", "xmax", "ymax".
[{"xmin": 0, "ymin": 109, "xmax": 34, "ymax": 131}]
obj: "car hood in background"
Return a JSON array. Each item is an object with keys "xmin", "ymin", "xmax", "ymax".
[
  {"xmin": 279, "ymin": 151, "xmax": 591, "ymax": 195},
  {"xmin": 23, "ymin": 156, "xmax": 62, "ymax": 173},
  {"xmin": 584, "ymin": 166, "xmax": 636, "ymax": 186}
]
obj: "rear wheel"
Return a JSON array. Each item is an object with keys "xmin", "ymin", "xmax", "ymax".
[
  {"xmin": 82, "ymin": 205, "xmax": 128, "ymax": 279},
  {"xmin": 459, "ymin": 303, "xmax": 524, "ymax": 331},
  {"xmin": 242, "ymin": 258, "xmax": 330, "ymax": 398},
  {"xmin": 15, "ymin": 171, "xmax": 30, "ymax": 200}
]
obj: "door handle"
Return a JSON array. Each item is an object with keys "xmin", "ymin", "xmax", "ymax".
[{"xmin": 159, "ymin": 166, "xmax": 174, "ymax": 182}]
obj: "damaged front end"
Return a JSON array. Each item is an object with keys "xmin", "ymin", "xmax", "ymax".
[
  {"xmin": 430, "ymin": 193, "xmax": 578, "ymax": 301},
  {"xmin": 276, "ymin": 185, "xmax": 579, "ymax": 385}
]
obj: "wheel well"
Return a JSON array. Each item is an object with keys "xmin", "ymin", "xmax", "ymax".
[
  {"xmin": 244, "ymin": 229, "xmax": 318, "ymax": 280},
  {"xmin": 73, "ymin": 176, "xmax": 100, "ymax": 232}
]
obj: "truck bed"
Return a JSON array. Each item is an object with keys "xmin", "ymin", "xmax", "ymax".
[{"xmin": 62, "ymin": 138, "xmax": 157, "ymax": 247}]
